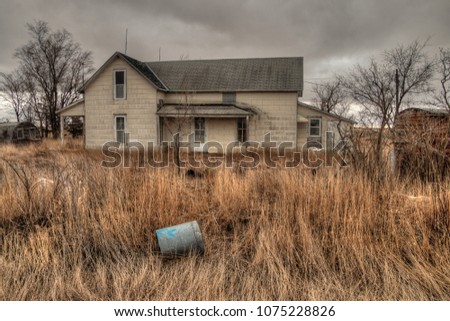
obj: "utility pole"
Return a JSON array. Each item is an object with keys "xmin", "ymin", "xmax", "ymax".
[{"xmin": 395, "ymin": 69, "xmax": 399, "ymax": 114}]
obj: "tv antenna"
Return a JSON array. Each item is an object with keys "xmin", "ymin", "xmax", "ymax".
[{"xmin": 125, "ymin": 28, "xmax": 128, "ymax": 54}]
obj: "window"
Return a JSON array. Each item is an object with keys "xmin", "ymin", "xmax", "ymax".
[
  {"xmin": 194, "ymin": 117, "xmax": 205, "ymax": 143},
  {"xmin": 309, "ymin": 118, "xmax": 321, "ymax": 137},
  {"xmin": 114, "ymin": 70, "xmax": 126, "ymax": 99},
  {"xmin": 223, "ymin": 92, "xmax": 236, "ymax": 104},
  {"xmin": 115, "ymin": 115, "xmax": 126, "ymax": 144},
  {"xmin": 237, "ymin": 118, "xmax": 247, "ymax": 143},
  {"xmin": 17, "ymin": 128, "xmax": 24, "ymax": 139}
]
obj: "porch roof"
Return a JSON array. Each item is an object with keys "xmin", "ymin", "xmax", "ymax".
[
  {"xmin": 157, "ymin": 103, "xmax": 254, "ymax": 118},
  {"xmin": 57, "ymin": 99, "xmax": 85, "ymax": 117}
]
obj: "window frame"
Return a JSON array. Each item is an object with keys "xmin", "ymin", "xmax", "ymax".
[
  {"xmin": 237, "ymin": 118, "xmax": 247, "ymax": 143},
  {"xmin": 113, "ymin": 70, "xmax": 127, "ymax": 100},
  {"xmin": 194, "ymin": 117, "xmax": 206, "ymax": 144},
  {"xmin": 309, "ymin": 117, "xmax": 322, "ymax": 137},
  {"xmin": 114, "ymin": 115, "xmax": 127, "ymax": 144}
]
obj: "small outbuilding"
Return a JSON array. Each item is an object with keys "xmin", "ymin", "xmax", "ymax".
[
  {"xmin": 0, "ymin": 122, "xmax": 42, "ymax": 144},
  {"xmin": 394, "ymin": 107, "xmax": 450, "ymax": 178}
]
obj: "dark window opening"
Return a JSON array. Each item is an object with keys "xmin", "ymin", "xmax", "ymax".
[
  {"xmin": 237, "ymin": 118, "xmax": 247, "ymax": 143},
  {"xmin": 114, "ymin": 70, "xmax": 126, "ymax": 99}
]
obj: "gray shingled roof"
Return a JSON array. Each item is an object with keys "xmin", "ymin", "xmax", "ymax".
[
  {"xmin": 80, "ymin": 52, "xmax": 303, "ymax": 93},
  {"xmin": 398, "ymin": 107, "xmax": 450, "ymax": 116},
  {"xmin": 157, "ymin": 103, "xmax": 254, "ymax": 118},
  {"xmin": 298, "ymin": 102, "xmax": 357, "ymax": 124},
  {"xmin": 120, "ymin": 54, "xmax": 168, "ymax": 91},
  {"xmin": 147, "ymin": 57, "xmax": 303, "ymax": 92}
]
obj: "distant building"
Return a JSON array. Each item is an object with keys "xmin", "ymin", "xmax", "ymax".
[
  {"xmin": 394, "ymin": 107, "xmax": 450, "ymax": 177},
  {"xmin": 0, "ymin": 122, "xmax": 42, "ymax": 144}
]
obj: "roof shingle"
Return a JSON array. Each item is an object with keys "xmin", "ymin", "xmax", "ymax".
[
  {"xmin": 147, "ymin": 57, "xmax": 303, "ymax": 92},
  {"xmin": 120, "ymin": 53, "xmax": 168, "ymax": 90}
]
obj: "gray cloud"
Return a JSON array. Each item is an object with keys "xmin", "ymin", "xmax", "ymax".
[{"xmin": 1, "ymin": 0, "xmax": 450, "ymax": 118}]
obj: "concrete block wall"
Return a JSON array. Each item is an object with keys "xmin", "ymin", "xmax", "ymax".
[
  {"xmin": 237, "ymin": 92, "xmax": 298, "ymax": 145},
  {"xmin": 297, "ymin": 105, "xmax": 352, "ymax": 148},
  {"xmin": 84, "ymin": 57, "xmax": 158, "ymax": 148},
  {"xmin": 164, "ymin": 92, "xmax": 222, "ymax": 104}
]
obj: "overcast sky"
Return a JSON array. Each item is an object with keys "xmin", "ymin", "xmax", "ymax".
[{"xmin": 1, "ymin": 0, "xmax": 450, "ymax": 119}]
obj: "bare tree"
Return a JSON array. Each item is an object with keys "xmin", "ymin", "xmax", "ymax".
[
  {"xmin": 14, "ymin": 21, "xmax": 93, "ymax": 138},
  {"xmin": 24, "ymin": 78, "xmax": 47, "ymax": 131},
  {"xmin": 0, "ymin": 70, "xmax": 28, "ymax": 122},
  {"xmin": 161, "ymin": 91, "xmax": 197, "ymax": 171},
  {"xmin": 341, "ymin": 58, "xmax": 395, "ymax": 162},
  {"xmin": 341, "ymin": 39, "xmax": 435, "ymax": 163},
  {"xmin": 384, "ymin": 39, "xmax": 434, "ymax": 119},
  {"xmin": 435, "ymin": 47, "xmax": 450, "ymax": 111},
  {"xmin": 311, "ymin": 78, "xmax": 349, "ymax": 115}
]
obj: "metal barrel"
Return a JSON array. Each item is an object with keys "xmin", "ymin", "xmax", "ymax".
[{"xmin": 155, "ymin": 221, "xmax": 205, "ymax": 257}]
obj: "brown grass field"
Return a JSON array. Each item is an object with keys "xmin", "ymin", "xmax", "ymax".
[{"xmin": 0, "ymin": 139, "xmax": 449, "ymax": 300}]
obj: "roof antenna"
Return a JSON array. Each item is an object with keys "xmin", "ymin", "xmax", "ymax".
[
  {"xmin": 159, "ymin": 47, "xmax": 161, "ymax": 61},
  {"xmin": 125, "ymin": 28, "xmax": 128, "ymax": 55}
]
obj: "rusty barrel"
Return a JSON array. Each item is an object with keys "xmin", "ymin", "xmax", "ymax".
[{"xmin": 155, "ymin": 221, "xmax": 205, "ymax": 257}]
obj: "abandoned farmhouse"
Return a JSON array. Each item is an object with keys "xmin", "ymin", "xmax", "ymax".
[{"xmin": 57, "ymin": 52, "xmax": 354, "ymax": 150}]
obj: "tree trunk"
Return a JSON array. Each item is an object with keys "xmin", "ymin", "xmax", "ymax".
[{"xmin": 375, "ymin": 124, "xmax": 385, "ymax": 164}]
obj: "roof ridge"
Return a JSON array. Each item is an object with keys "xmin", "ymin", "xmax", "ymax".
[
  {"xmin": 144, "ymin": 63, "xmax": 169, "ymax": 90},
  {"xmin": 298, "ymin": 101, "xmax": 356, "ymax": 124},
  {"xmin": 147, "ymin": 56, "xmax": 303, "ymax": 64},
  {"xmin": 118, "ymin": 52, "xmax": 168, "ymax": 91}
]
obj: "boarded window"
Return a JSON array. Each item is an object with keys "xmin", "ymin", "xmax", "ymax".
[
  {"xmin": 114, "ymin": 70, "xmax": 126, "ymax": 99},
  {"xmin": 223, "ymin": 92, "xmax": 236, "ymax": 104},
  {"xmin": 237, "ymin": 118, "xmax": 247, "ymax": 143},
  {"xmin": 194, "ymin": 117, "xmax": 205, "ymax": 143}
]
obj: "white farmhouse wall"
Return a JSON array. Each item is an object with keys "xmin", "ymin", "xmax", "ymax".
[
  {"xmin": 164, "ymin": 93, "xmax": 222, "ymax": 104},
  {"xmin": 84, "ymin": 57, "xmax": 158, "ymax": 148},
  {"xmin": 297, "ymin": 104, "xmax": 352, "ymax": 148},
  {"xmin": 237, "ymin": 92, "xmax": 298, "ymax": 145},
  {"xmin": 59, "ymin": 101, "xmax": 85, "ymax": 117}
]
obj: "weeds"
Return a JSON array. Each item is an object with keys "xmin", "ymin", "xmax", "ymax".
[{"xmin": 0, "ymin": 140, "xmax": 449, "ymax": 300}]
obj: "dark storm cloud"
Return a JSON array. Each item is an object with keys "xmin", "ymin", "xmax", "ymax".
[{"xmin": 0, "ymin": 0, "xmax": 449, "ymax": 114}]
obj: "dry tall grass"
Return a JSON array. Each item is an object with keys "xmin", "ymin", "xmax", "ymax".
[{"xmin": 1, "ymin": 140, "xmax": 449, "ymax": 300}]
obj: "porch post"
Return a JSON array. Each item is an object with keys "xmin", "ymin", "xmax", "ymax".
[
  {"xmin": 82, "ymin": 116, "xmax": 86, "ymax": 147},
  {"xmin": 60, "ymin": 115, "xmax": 64, "ymax": 145},
  {"xmin": 246, "ymin": 116, "xmax": 249, "ymax": 141},
  {"xmin": 156, "ymin": 115, "xmax": 160, "ymax": 145}
]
